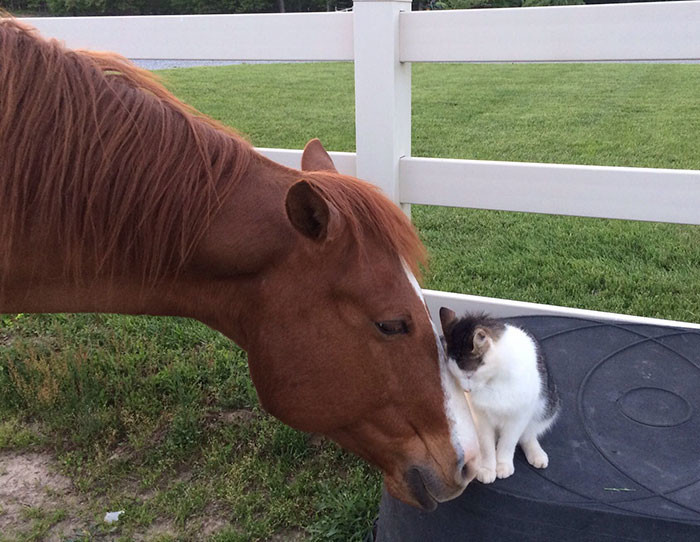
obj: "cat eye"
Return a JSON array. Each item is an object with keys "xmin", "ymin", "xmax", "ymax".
[{"xmin": 375, "ymin": 320, "xmax": 409, "ymax": 336}]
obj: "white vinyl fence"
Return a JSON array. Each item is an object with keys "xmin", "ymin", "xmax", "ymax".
[{"xmin": 21, "ymin": 1, "xmax": 700, "ymax": 329}]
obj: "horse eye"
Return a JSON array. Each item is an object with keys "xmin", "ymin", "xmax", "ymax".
[{"xmin": 375, "ymin": 320, "xmax": 409, "ymax": 335}]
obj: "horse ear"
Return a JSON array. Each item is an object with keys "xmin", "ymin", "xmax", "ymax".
[
  {"xmin": 301, "ymin": 138, "xmax": 337, "ymax": 172},
  {"xmin": 285, "ymin": 180, "xmax": 339, "ymax": 242},
  {"xmin": 439, "ymin": 307, "xmax": 457, "ymax": 333}
]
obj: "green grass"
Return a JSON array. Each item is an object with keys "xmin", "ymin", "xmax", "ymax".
[
  {"xmin": 163, "ymin": 62, "xmax": 700, "ymax": 319},
  {"xmin": 1, "ymin": 62, "xmax": 699, "ymax": 541}
]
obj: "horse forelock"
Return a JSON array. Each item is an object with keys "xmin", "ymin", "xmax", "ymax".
[
  {"xmin": 301, "ymin": 172, "xmax": 428, "ymax": 281},
  {"xmin": 0, "ymin": 17, "xmax": 253, "ymax": 284}
]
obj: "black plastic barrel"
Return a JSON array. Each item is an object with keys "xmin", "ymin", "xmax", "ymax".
[{"xmin": 376, "ymin": 316, "xmax": 700, "ymax": 542}]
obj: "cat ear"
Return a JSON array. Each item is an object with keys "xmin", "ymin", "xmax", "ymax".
[
  {"xmin": 439, "ymin": 307, "xmax": 457, "ymax": 333},
  {"xmin": 473, "ymin": 327, "xmax": 491, "ymax": 353}
]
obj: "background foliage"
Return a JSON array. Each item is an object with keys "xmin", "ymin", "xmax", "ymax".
[
  {"xmin": 0, "ymin": 0, "xmax": 685, "ymax": 16},
  {"xmin": 0, "ymin": 0, "xmax": 351, "ymax": 15}
]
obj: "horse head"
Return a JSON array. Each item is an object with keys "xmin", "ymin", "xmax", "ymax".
[{"xmin": 207, "ymin": 140, "xmax": 479, "ymax": 510}]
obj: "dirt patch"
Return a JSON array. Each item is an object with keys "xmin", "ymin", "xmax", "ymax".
[
  {"xmin": 132, "ymin": 519, "xmax": 177, "ymax": 541},
  {"xmin": 201, "ymin": 516, "xmax": 230, "ymax": 538},
  {"xmin": 0, "ymin": 451, "xmax": 89, "ymax": 541},
  {"xmin": 0, "ymin": 451, "xmax": 306, "ymax": 541},
  {"xmin": 196, "ymin": 503, "xmax": 235, "ymax": 538},
  {"xmin": 219, "ymin": 409, "xmax": 258, "ymax": 425},
  {"xmin": 308, "ymin": 433, "xmax": 327, "ymax": 448},
  {"xmin": 266, "ymin": 528, "xmax": 307, "ymax": 541},
  {"xmin": 0, "ymin": 330, "xmax": 13, "ymax": 348}
]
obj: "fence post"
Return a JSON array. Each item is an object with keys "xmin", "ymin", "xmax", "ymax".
[{"xmin": 353, "ymin": 0, "xmax": 411, "ymax": 215}]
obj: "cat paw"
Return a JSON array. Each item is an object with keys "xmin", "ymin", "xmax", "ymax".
[
  {"xmin": 527, "ymin": 451, "xmax": 549, "ymax": 469},
  {"xmin": 496, "ymin": 462, "xmax": 514, "ymax": 479},
  {"xmin": 476, "ymin": 466, "xmax": 496, "ymax": 484}
]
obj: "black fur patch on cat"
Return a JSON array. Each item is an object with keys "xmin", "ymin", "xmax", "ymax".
[
  {"xmin": 441, "ymin": 312, "xmax": 505, "ymax": 373},
  {"xmin": 530, "ymin": 329, "xmax": 561, "ymax": 420}
]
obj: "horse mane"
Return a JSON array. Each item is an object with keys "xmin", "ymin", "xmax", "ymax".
[
  {"xmin": 0, "ymin": 17, "xmax": 253, "ymax": 283},
  {"xmin": 303, "ymin": 172, "xmax": 427, "ymax": 280},
  {"xmin": 0, "ymin": 17, "xmax": 425, "ymax": 286}
]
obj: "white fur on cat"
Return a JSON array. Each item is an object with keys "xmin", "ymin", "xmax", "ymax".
[{"xmin": 448, "ymin": 324, "xmax": 558, "ymax": 484}]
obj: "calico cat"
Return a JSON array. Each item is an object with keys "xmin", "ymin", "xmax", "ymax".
[{"xmin": 439, "ymin": 308, "xmax": 560, "ymax": 484}]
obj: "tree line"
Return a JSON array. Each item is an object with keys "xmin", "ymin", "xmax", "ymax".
[
  {"xmin": 0, "ymin": 0, "xmax": 683, "ymax": 16},
  {"xmin": 1, "ymin": 0, "xmax": 351, "ymax": 15}
]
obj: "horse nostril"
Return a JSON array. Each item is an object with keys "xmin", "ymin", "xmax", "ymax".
[
  {"xmin": 456, "ymin": 450, "xmax": 479, "ymax": 486},
  {"xmin": 454, "ymin": 453, "xmax": 470, "ymax": 486},
  {"xmin": 461, "ymin": 462, "xmax": 470, "ymax": 482}
]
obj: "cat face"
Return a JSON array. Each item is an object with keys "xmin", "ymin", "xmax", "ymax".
[{"xmin": 439, "ymin": 308, "xmax": 503, "ymax": 392}]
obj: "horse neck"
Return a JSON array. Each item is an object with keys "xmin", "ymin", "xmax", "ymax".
[{"xmin": 0, "ymin": 152, "xmax": 298, "ymax": 339}]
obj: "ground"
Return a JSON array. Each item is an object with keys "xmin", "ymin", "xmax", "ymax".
[
  {"xmin": 0, "ymin": 451, "xmax": 89, "ymax": 541},
  {"xmin": 0, "ymin": 448, "xmax": 310, "ymax": 541}
]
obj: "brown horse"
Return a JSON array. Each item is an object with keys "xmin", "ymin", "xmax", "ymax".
[{"xmin": 0, "ymin": 18, "xmax": 478, "ymax": 510}]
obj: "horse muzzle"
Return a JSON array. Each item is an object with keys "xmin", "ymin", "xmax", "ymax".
[{"xmin": 397, "ymin": 456, "xmax": 478, "ymax": 511}]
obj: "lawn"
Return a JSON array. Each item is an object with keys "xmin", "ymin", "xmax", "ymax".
[{"xmin": 1, "ymin": 62, "xmax": 699, "ymax": 541}]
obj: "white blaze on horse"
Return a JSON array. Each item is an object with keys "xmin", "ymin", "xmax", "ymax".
[{"xmin": 0, "ymin": 18, "xmax": 478, "ymax": 510}]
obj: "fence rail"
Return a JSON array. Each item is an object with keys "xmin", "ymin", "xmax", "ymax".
[
  {"xmin": 23, "ymin": 13, "xmax": 354, "ymax": 60},
  {"xmin": 260, "ymin": 149, "xmax": 700, "ymax": 226},
  {"xmin": 400, "ymin": 2, "xmax": 700, "ymax": 63},
  {"xmin": 400, "ymin": 158, "xmax": 700, "ymax": 225},
  {"xmin": 25, "ymin": 2, "xmax": 700, "ymax": 62},
  {"xmin": 19, "ymin": 1, "xmax": 700, "ymax": 327}
]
